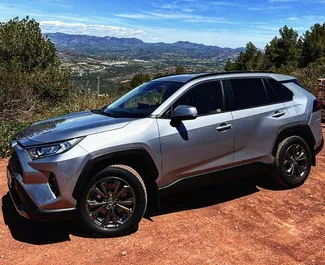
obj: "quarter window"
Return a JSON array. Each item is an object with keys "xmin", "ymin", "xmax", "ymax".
[
  {"xmin": 173, "ymin": 81, "xmax": 224, "ymax": 116},
  {"xmin": 266, "ymin": 78, "xmax": 294, "ymax": 102},
  {"xmin": 227, "ymin": 78, "xmax": 268, "ymax": 110}
]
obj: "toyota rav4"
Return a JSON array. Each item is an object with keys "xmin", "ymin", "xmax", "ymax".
[{"xmin": 7, "ymin": 72, "xmax": 324, "ymax": 237}]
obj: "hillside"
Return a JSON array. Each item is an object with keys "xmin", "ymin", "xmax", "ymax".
[
  {"xmin": 46, "ymin": 32, "xmax": 244, "ymax": 60},
  {"xmin": 44, "ymin": 32, "xmax": 245, "ymax": 92}
]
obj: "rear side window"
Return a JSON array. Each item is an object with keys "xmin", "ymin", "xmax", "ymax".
[
  {"xmin": 266, "ymin": 78, "xmax": 294, "ymax": 102},
  {"xmin": 227, "ymin": 78, "xmax": 268, "ymax": 110},
  {"xmin": 173, "ymin": 81, "xmax": 224, "ymax": 116}
]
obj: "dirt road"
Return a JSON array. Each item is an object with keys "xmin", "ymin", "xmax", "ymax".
[{"xmin": 1, "ymin": 135, "xmax": 325, "ymax": 265}]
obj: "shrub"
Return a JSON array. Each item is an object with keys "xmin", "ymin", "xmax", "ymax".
[
  {"xmin": 294, "ymin": 57, "xmax": 325, "ymax": 95},
  {"xmin": 0, "ymin": 119, "xmax": 29, "ymax": 158},
  {"xmin": 0, "ymin": 87, "xmax": 118, "ymax": 158}
]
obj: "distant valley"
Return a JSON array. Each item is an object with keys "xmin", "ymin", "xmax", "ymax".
[{"xmin": 46, "ymin": 32, "xmax": 244, "ymax": 93}]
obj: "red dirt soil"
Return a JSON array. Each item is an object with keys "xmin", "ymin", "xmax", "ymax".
[{"xmin": 1, "ymin": 132, "xmax": 325, "ymax": 265}]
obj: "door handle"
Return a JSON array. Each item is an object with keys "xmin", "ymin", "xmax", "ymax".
[
  {"xmin": 272, "ymin": 111, "xmax": 285, "ymax": 118},
  {"xmin": 216, "ymin": 123, "xmax": 232, "ymax": 132}
]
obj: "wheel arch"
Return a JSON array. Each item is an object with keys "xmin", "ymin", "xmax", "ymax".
[
  {"xmin": 272, "ymin": 125, "xmax": 316, "ymax": 165},
  {"xmin": 73, "ymin": 149, "xmax": 160, "ymax": 211}
]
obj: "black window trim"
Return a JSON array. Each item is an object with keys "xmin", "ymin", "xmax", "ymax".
[
  {"xmin": 158, "ymin": 79, "xmax": 229, "ymax": 119},
  {"xmin": 262, "ymin": 78, "xmax": 281, "ymax": 104}
]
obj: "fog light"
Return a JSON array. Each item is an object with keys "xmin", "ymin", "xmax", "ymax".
[{"xmin": 49, "ymin": 174, "xmax": 60, "ymax": 197}]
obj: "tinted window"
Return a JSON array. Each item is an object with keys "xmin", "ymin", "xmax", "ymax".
[
  {"xmin": 263, "ymin": 79, "xmax": 280, "ymax": 104},
  {"xmin": 228, "ymin": 78, "xmax": 268, "ymax": 110},
  {"xmin": 173, "ymin": 81, "xmax": 224, "ymax": 116},
  {"xmin": 266, "ymin": 79, "xmax": 293, "ymax": 102}
]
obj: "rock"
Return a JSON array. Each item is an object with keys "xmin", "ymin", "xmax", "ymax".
[
  {"xmin": 0, "ymin": 255, "xmax": 4, "ymax": 258},
  {"xmin": 121, "ymin": 251, "xmax": 127, "ymax": 256}
]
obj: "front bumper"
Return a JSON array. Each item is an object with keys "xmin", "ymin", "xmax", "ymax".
[
  {"xmin": 7, "ymin": 167, "xmax": 75, "ymax": 221},
  {"xmin": 7, "ymin": 138, "xmax": 91, "ymax": 221}
]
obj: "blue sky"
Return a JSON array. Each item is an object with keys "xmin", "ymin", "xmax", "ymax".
[{"xmin": 1, "ymin": 0, "xmax": 325, "ymax": 48}]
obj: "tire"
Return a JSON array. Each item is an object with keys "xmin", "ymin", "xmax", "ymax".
[
  {"xmin": 76, "ymin": 165, "xmax": 147, "ymax": 237},
  {"xmin": 274, "ymin": 136, "xmax": 312, "ymax": 188}
]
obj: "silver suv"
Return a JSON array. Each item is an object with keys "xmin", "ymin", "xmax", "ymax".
[{"xmin": 7, "ymin": 72, "xmax": 324, "ymax": 237}]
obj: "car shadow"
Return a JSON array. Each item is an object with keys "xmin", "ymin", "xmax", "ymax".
[
  {"xmin": 150, "ymin": 173, "xmax": 288, "ymax": 217},
  {"xmin": 2, "ymin": 173, "xmax": 286, "ymax": 245},
  {"xmin": 2, "ymin": 194, "xmax": 78, "ymax": 244}
]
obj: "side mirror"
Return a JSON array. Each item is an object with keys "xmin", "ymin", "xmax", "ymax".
[{"xmin": 172, "ymin": 105, "xmax": 198, "ymax": 121}]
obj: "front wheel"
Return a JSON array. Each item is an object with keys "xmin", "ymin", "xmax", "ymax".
[
  {"xmin": 77, "ymin": 165, "xmax": 147, "ymax": 237},
  {"xmin": 274, "ymin": 136, "xmax": 312, "ymax": 188}
]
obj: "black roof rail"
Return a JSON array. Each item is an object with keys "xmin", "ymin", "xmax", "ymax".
[
  {"xmin": 151, "ymin": 70, "xmax": 277, "ymax": 83},
  {"xmin": 151, "ymin": 72, "xmax": 200, "ymax": 81},
  {"xmin": 185, "ymin": 70, "xmax": 276, "ymax": 83}
]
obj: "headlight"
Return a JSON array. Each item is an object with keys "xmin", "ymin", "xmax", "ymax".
[{"xmin": 26, "ymin": 138, "xmax": 83, "ymax": 160}]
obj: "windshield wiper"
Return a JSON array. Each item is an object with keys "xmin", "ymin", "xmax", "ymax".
[
  {"xmin": 91, "ymin": 109, "xmax": 118, "ymax": 118},
  {"xmin": 101, "ymin": 110, "xmax": 119, "ymax": 118}
]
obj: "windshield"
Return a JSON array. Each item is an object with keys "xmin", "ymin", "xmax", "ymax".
[{"xmin": 103, "ymin": 81, "xmax": 183, "ymax": 118}]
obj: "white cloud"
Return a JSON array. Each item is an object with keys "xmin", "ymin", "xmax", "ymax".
[
  {"xmin": 40, "ymin": 20, "xmax": 87, "ymax": 28},
  {"xmin": 248, "ymin": 7, "xmax": 263, "ymax": 11},
  {"xmin": 267, "ymin": 6, "xmax": 290, "ymax": 9},
  {"xmin": 210, "ymin": 1, "xmax": 244, "ymax": 7},
  {"xmin": 256, "ymin": 26, "xmax": 281, "ymax": 31},
  {"xmin": 151, "ymin": 37, "xmax": 163, "ymax": 41},
  {"xmin": 287, "ymin": 17, "xmax": 299, "ymax": 20},
  {"xmin": 248, "ymin": 5, "xmax": 290, "ymax": 11},
  {"xmin": 115, "ymin": 13, "xmax": 151, "ymax": 20},
  {"xmin": 115, "ymin": 11, "xmax": 236, "ymax": 24},
  {"xmin": 182, "ymin": 8, "xmax": 195, "ymax": 12},
  {"xmin": 40, "ymin": 20, "xmax": 146, "ymax": 37}
]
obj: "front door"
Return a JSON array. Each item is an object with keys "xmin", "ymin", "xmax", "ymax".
[{"xmin": 157, "ymin": 80, "xmax": 234, "ymax": 188}]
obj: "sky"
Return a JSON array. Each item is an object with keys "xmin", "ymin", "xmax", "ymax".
[{"xmin": 1, "ymin": 0, "xmax": 325, "ymax": 48}]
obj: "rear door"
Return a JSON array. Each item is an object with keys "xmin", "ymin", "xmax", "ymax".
[{"xmin": 223, "ymin": 77, "xmax": 291, "ymax": 165}]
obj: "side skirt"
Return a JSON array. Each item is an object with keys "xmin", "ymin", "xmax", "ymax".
[{"xmin": 159, "ymin": 162, "xmax": 274, "ymax": 195}]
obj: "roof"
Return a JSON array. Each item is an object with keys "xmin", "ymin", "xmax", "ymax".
[{"xmin": 153, "ymin": 71, "xmax": 295, "ymax": 83}]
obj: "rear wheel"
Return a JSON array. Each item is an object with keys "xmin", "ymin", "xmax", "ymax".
[
  {"xmin": 274, "ymin": 136, "xmax": 312, "ymax": 188},
  {"xmin": 77, "ymin": 165, "xmax": 147, "ymax": 237}
]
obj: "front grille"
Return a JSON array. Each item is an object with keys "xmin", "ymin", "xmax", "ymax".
[{"xmin": 9, "ymin": 151, "xmax": 23, "ymax": 177}]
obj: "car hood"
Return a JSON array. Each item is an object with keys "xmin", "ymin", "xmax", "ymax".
[{"xmin": 19, "ymin": 110, "xmax": 134, "ymax": 145}]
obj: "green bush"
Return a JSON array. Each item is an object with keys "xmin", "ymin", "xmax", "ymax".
[
  {"xmin": 294, "ymin": 58, "xmax": 325, "ymax": 95},
  {"xmin": 0, "ymin": 87, "xmax": 118, "ymax": 158},
  {"xmin": 0, "ymin": 119, "xmax": 29, "ymax": 157}
]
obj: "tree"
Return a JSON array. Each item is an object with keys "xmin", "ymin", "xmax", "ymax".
[
  {"xmin": 175, "ymin": 66, "xmax": 186, "ymax": 74},
  {"xmin": 118, "ymin": 73, "xmax": 151, "ymax": 94},
  {"xmin": 224, "ymin": 59, "xmax": 237, "ymax": 71},
  {"xmin": 264, "ymin": 26, "xmax": 301, "ymax": 69},
  {"xmin": 0, "ymin": 17, "xmax": 72, "ymax": 119},
  {"xmin": 130, "ymin": 73, "xmax": 151, "ymax": 88},
  {"xmin": 300, "ymin": 23, "xmax": 325, "ymax": 67},
  {"xmin": 224, "ymin": 42, "xmax": 263, "ymax": 71}
]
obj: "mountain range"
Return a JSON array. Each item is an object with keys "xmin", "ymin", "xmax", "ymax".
[{"xmin": 46, "ymin": 32, "xmax": 245, "ymax": 60}]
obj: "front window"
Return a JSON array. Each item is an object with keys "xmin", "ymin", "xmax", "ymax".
[{"xmin": 103, "ymin": 81, "xmax": 183, "ymax": 118}]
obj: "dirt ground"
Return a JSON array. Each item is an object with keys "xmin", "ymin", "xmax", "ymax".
[{"xmin": 1, "ymin": 133, "xmax": 325, "ymax": 265}]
